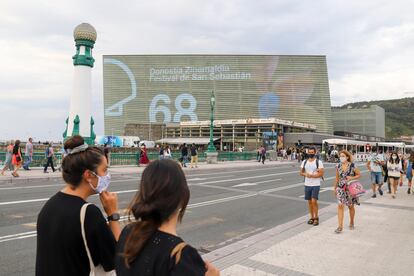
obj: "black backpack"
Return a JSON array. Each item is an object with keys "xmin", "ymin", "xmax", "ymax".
[{"xmin": 302, "ymin": 156, "xmax": 324, "ymax": 181}]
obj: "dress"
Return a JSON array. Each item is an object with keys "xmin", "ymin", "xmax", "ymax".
[
  {"xmin": 336, "ymin": 163, "xmax": 358, "ymax": 206},
  {"xmin": 139, "ymin": 148, "xmax": 150, "ymax": 164}
]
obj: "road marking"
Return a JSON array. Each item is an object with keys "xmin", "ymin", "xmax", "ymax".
[
  {"xmin": 0, "ymin": 170, "xmax": 303, "ymax": 205},
  {"xmin": 232, "ymin": 179, "xmax": 281, "ymax": 188},
  {"xmin": 0, "ymin": 193, "xmax": 258, "ymax": 243},
  {"xmin": 0, "ymin": 167, "xmax": 343, "ymax": 206},
  {"xmin": 0, "ymin": 184, "xmax": 64, "ymax": 191},
  {"xmin": 0, "ymin": 198, "xmax": 50, "ymax": 206},
  {"xmin": 0, "ymin": 231, "xmax": 37, "ymax": 241},
  {"xmin": 0, "ymin": 168, "xmax": 361, "ymax": 243}
]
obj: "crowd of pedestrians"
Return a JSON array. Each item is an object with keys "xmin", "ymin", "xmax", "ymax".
[
  {"xmin": 299, "ymin": 145, "xmax": 413, "ymax": 235},
  {"xmin": 35, "ymin": 135, "xmax": 220, "ymax": 276},
  {"xmin": 1, "ymin": 138, "xmax": 58, "ymax": 177}
]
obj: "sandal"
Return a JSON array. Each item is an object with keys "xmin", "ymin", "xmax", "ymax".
[
  {"xmin": 313, "ymin": 218, "xmax": 319, "ymax": 226},
  {"xmin": 307, "ymin": 218, "xmax": 314, "ymax": 225},
  {"xmin": 349, "ymin": 225, "xmax": 355, "ymax": 230},
  {"xmin": 334, "ymin": 227, "xmax": 343, "ymax": 234}
]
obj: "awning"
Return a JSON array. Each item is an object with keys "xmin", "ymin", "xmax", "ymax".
[{"xmin": 156, "ymin": 137, "xmax": 220, "ymax": 145}]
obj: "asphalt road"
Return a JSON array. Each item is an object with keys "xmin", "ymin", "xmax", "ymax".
[{"xmin": 0, "ymin": 162, "xmax": 371, "ymax": 275}]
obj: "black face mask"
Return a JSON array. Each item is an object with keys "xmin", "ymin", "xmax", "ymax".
[{"xmin": 308, "ymin": 154, "xmax": 315, "ymax": 158}]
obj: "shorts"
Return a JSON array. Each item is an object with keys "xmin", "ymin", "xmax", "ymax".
[
  {"xmin": 370, "ymin": 172, "xmax": 383, "ymax": 185},
  {"xmin": 388, "ymin": 176, "xmax": 400, "ymax": 181},
  {"xmin": 304, "ymin": 186, "xmax": 320, "ymax": 200}
]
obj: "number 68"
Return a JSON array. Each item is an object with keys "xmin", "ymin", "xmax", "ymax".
[{"xmin": 149, "ymin": 93, "xmax": 198, "ymax": 123}]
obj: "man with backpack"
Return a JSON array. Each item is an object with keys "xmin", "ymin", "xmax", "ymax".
[
  {"xmin": 43, "ymin": 143, "xmax": 56, "ymax": 173},
  {"xmin": 300, "ymin": 147, "xmax": 324, "ymax": 226}
]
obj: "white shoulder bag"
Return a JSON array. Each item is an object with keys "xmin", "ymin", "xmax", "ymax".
[{"xmin": 80, "ymin": 203, "xmax": 116, "ymax": 276}]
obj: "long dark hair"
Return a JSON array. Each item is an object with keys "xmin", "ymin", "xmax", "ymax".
[
  {"xmin": 389, "ymin": 151, "xmax": 400, "ymax": 164},
  {"xmin": 12, "ymin": 140, "xmax": 21, "ymax": 155},
  {"xmin": 123, "ymin": 159, "xmax": 190, "ymax": 266},
  {"xmin": 409, "ymin": 152, "xmax": 414, "ymax": 163}
]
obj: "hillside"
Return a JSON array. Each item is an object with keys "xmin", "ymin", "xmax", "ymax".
[{"xmin": 335, "ymin": 97, "xmax": 414, "ymax": 139}]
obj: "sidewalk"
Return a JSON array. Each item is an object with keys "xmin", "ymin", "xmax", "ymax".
[
  {"xmin": 206, "ymin": 183, "xmax": 414, "ymax": 276},
  {"xmin": 0, "ymin": 160, "xmax": 297, "ymax": 183}
]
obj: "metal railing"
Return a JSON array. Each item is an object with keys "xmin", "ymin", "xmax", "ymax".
[{"xmin": 0, "ymin": 151, "xmax": 264, "ymax": 167}]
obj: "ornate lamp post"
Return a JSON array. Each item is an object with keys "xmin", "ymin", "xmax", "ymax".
[{"xmin": 206, "ymin": 90, "xmax": 218, "ymax": 163}]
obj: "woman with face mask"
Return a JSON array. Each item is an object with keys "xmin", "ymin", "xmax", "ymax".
[
  {"xmin": 36, "ymin": 135, "xmax": 120, "ymax": 276},
  {"xmin": 333, "ymin": 150, "xmax": 361, "ymax": 234},
  {"xmin": 387, "ymin": 151, "xmax": 403, "ymax": 199}
]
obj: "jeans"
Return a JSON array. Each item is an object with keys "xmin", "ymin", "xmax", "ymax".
[
  {"xmin": 23, "ymin": 156, "xmax": 32, "ymax": 169},
  {"xmin": 44, "ymin": 157, "xmax": 55, "ymax": 172}
]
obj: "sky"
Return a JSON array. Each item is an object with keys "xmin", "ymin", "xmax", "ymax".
[{"xmin": 1, "ymin": 0, "xmax": 413, "ymax": 141}]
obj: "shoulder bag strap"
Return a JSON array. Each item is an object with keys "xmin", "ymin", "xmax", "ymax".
[
  {"xmin": 80, "ymin": 203, "xmax": 95, "ymax": 272},
  {"xmin": 170, "ymin": 242, "xmax": 187, "ymax": 265}
]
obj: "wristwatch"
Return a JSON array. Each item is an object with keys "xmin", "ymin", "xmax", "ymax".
[{"xmin": 107, "ymin": 213, "xmax": 120, "ymax": 222}]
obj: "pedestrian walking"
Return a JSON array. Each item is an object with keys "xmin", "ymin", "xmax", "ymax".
[
  {"xmin": 180, "ymin": 143, "xmax": 188, "ymax": 167},
  {"xmin": 1, "ymin": 140, "xmax": 14, "ymax": 175},
  {"xmin": 287, "ymin": 148, "xmax": 292, "ymax": 160},
  {"xmin": 36, "ymin": 135, "xmax": 120, "ymax": 276},
  {"xmin": 159, "ymin": 144, "xmax": 165, "ymax": 160},
  {"xmin": 190, "ymin": 143, "xmax": 198, "ymax": 168},
  {"xmin": 333, "ymin": 151, "xmax": 361, "ymax": 233},
  {"xmin": 261, "ymin": 146, "xmax": 266, "ymax": 164},
  {"xmin": 163, "ymin": 144, "xmax": 172, "ymax": 159},
  {"xmin": 382, "ymin": 154, "xmax": 391, "ymax": 194},
  {"xmin": 367, "ymin": 147, "xmax": 385, "ymax": 198},
  {"xmin": 115, "ymin": 159, "xmax": 219, "ymax": 276},
  {"xmin": 23, "ymin": 137, "xmax": 34, "ymax": 170},
  {"xmin": 11, "ymin": 140, "xmax": 23, "ymax": 177},
  {"xmin": 300, "ymin": 147, "xmax": 324, "ymax": 226},
  {"xmin": 139, "ymin": 144, "xmax": 150, "ymax": 165},
  {"xmin": 43, "ymin": 142, "xmax": 56, "ymax": 173},
  {"xmin": 387, "ymin": 152, "xmax": 403, "ymax": 199},
  {"xmin": 405, "ymin": 152, "xmax": 414, "ymax": 194},
  {"xmin": 103, "ymin": 143, "xmax": 110, "ymax": 165}
]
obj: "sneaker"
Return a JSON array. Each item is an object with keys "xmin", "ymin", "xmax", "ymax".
[
  {"xmin": 371, "ymin": 194, "xmax": 377, "ymax": 198},
  {"xmin": 378, "ymin": 189, "xmax": 383, "ymax": 196},
  {"xmin": 44, "ymin": 171, "xmax": 49, "ymax": 173},
  {"xmin": 408, "ymin": 188, "xmax": 411, "ymax": 194}
]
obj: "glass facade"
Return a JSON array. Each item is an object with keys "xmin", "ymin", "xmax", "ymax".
[{"xmin": 103, "ymin": 55, "xmax": 333, "ymax": 135}]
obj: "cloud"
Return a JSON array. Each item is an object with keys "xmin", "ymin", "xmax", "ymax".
[{"xmin": 0, "ymin": 0, "xmax": 413, "ymax": 140}]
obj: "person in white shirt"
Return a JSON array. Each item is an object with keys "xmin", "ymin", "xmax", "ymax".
[
  {"xmin": 366, "ymin": 148, "xmax": 385, "ymax": 198},
  {"xmin": 387, "ymin": 152, "xmax": 403, "ymax": 199},
  {"xmin": 300, "ymin": 147, "xmax": 324, "ymax": 226},
  {"xmin": 163, "ymin": 145, "xmax": 172, "ymax": 159}
]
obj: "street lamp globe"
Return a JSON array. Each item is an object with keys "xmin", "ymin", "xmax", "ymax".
[{"xmin": 210, "ymin": 90, "xmax": 215, "ymax": 109}]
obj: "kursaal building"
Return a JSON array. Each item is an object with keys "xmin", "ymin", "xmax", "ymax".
[{"xmin": 103, "ymin": 55, "xmax": 333, "ymax": 138}]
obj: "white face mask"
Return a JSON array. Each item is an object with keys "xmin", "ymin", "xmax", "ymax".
[
  {"xmin": 392, "ymin": 155, "xmax": 397, "ymax": 160},
  {"xmin": 340, "ymin": 157, "xmax": 347, "ymax": 163},
  {"xmin": 90, "ymin": 172, "xmax": 111, "ymax": 194}
]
